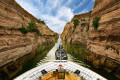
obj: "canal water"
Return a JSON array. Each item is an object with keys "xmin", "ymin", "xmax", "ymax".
[{"xmin": 13, "ymin": 37, "xmax": 118, "ymax": 80}]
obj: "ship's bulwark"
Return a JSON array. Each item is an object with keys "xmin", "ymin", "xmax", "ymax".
[{"xmin": 14, "ymin": 60, "xmax": 107, "ymax": 80}]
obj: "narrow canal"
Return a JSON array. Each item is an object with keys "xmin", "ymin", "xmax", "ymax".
[{"xmin": 13, "ymin": 37, "xmax": 118, "ymax": 80}]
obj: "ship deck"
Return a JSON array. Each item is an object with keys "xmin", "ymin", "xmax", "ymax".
[
  {"xmin": 14, "ymin": 60, "xmax": 107, "ymax": 80},
  {"xmin": 40, "ymin": 70, "xmax": 83, "ymax": 80}
]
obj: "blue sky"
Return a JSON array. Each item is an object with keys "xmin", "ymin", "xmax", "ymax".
[{"xmin": 16, "ymin": 0, "xmax": 95, "ymax": 34}]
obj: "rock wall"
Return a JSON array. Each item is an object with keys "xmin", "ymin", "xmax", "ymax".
[
  {"xmin": 87, "ymin": 0, "xmax": 120, "ymax": 61},
  {"xmin": 86, "ymin": 0, "xmax": 120, "ymax": 79},
  {"xmin": 0, "ymin": 28, "xmax": 57, "ymax": 67},
  {"xmin": 0, "ymin": 0, "xmax": 58, "ymax": 67},
  {"xmin": 61, "ymin": 22, "xmax": 73, "ymax": 43},
  {"xmin": 0, "ymin": 0, "xmax": 57, "ymax": 79},
  {"xmin": 61, "ymin": 12, "xmax": 91, "ymax": 44},
  {"xmin": 38, "ymin": 35, "xmax": 58, "ymax": 45},
  {"xmin": 61, "ymin": 0, "xmax": 120, "ymax": 79},
  {"xmin": 0, "ymin": 0, "xmax": 54, "ymax": 35}
]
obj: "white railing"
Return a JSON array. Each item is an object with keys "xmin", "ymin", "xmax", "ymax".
[{"xmin": 14, "ymin": 60, "xmax": 107, "ymax": 80}]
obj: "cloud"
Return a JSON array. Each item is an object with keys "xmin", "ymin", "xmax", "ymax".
[
  {"xmin": 39, "ymin": 6, "xmax": 74, "ymax": 34},
  {"xmin": 44, "ymin": 6, "xmax": 73, "ymax": 34},
  {"xmin": 78, "ymin": 9, "xmax": 89, "ymax": 14},
  {"xmin": 16, "ymin": 0, "xmax": 94, "ymax": 34},
  {"xmin": 73, "ymin": 0, "xmax": 87, "ymax": 11},
  {"xmin": 16, "ymin": 0, "xmax": 74, "ymax": 34},
  {"xmin": 16, "ymin": 0, "xmax": 41, "ymax": 18},
  {"xmin": 57, "ymin": 6, "xmax": 74, "ymax": 21}
]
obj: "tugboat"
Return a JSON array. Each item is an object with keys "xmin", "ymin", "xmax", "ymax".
[
  {"xmin": 55, "ymin": 45, "xmax": 68, "ymax": 60},
  {"xmin": 14, "ymin": 45, "xmax": 107, "ymax": 80}
]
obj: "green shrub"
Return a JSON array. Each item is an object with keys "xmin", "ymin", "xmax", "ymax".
[
  {"xmin": 41, "ymin": 20, "xmax": 45, "ymax": 24},
  {"xmin": 81, "ymin": 23, "xmax": 85, "ymax": 27},
  {"xmin": 87, "ymin": 24, "xmax": 89, "ymax": 31},
  {"xmin": 0, "ymin": 26, "xmax": 4, "ymax": 28},
  {"xmin": 18, "ymin": 21, "xmax": 41, "ymax": 35},
  {"xmin": 92, "ymin": 17, "xmax": 100, "ymax": 30},
  {"xmin": 81, "ymin": 19, "xmax": 85, "ymax": 21},
  {"xmin": 73, "ymin": 19, "xmax": 79, "ymax": 28},
  {"xmin": 18, "ymin": 26, "xmax": 28, "ymax": 34},
  {"xmin": 38, "ymin": 19, "xmax": 41, "ymax": 23},
  {"xmin": 38, "ymin": 19, "xmax": 46, "ymax": 24},
  {"xmin": 26, "ymin": 21, "xmax": 40, "ymax": 35},
  {"xmin": 24, "ymin": 14, "xmax": 27, "ymax": 17},
  {"xmin": 9, "ymin": 27, "xmax": 17, "ymax": 30},
  {"xmin": 27, "ymin": 21, "xmax": 37, "ymax": 31}
]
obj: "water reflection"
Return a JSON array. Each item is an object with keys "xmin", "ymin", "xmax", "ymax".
[
  {"xmin": 62, "ymin": 40, "xmax": 90, "ymax": 68},
  {"xmin": 36, "ymin": 37, "xmax": 62, "ymax": 66},
  {"xmin": 12, "ymin": 43, "xmax": 55, "ymax": 79},
  {"xmin": 67, "ymin": 54, "xmax": 90, "ymax": 67},
  {"xmin": 34, "ymin": 36, "xmax": 90, "ymax": 67},
  {"xmin": 37, "ymin": 37, "xmax": 89, "ymax": 68}
]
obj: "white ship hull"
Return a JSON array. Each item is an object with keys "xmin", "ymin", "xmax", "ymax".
[{"xmin": 14, "ymin": 60, "xmax": 107, "ymax": 80}]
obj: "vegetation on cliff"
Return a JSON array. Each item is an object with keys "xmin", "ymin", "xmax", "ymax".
[
  {"xmin": 18, "ymin": 21, "xmax": 41, "ymax": 35},
  {"xmin": 92, "ymin": 17, "xmax": 100, "ymax": 30},
  {"xmin": 87, "ymin": 24, "xmax": 89, "ymax": 31},
  {"xmin": 18, "ymin": 26, "xmax": 28, "ymax": 34},
  {"xmin": 81, "ymin": 19, "xmax": 85, "ymax": 21},
  {"xmin": 0, "ymin": 26, "xmax": 4, "ymax": 28},
  {"xmin": 38, "ymin": 19, "xmax": 46, "ymax": 24},
  {"xmin": 73, "ymin": 19, "xmax": 79, "ymax": 28},
  {"xmin": 81, "ymin": 23, "xmax": 85, "ymax": 27}
]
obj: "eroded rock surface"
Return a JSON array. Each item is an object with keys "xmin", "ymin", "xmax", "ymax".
[
  {"xmin": 61, "ymin": 0, "xmax": 120, "ymax": 79},
  {"xmin": 61, "ymin": 12, "xmax": 91, "ymax": 44},
  {"xmin": 0, "ymin": 0, "xmax": 55, "ymax": 35},
  {"xmin": 0, "ymin": 0, "xmax": 58, "ymax": 67}
]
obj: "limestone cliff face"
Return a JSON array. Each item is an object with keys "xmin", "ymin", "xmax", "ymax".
[
  {"xmin": 86, "ymin": 0, "xmax": 120, "ymax": 78},
  {"xmin": 0, "ymin": 28, "xmax": 57, "ymax": 67},
  {"xmin": 61, "ymin": 12, "xmax": 91, "ymax": 44},
  {"xmin": 61, "ymin": 22, "xmax": 73, "ymax": 43},
  {"xmin": 0, "ymin": 0, "xmax": 54, "ymax": 35},
  {"xmin": 61, "ymin": 0, "xmax": 120, "ymax": 79},
  {"xmin": 0, "ymin": 0, "xmax": 58, "ymax": 67},
  {"xmin": 0, "ymin": 28, "xmax": 37, "ymax": 67},
  {"xmin": 87, "ymin": 0, "xmax": 120, "ymax": 62}
]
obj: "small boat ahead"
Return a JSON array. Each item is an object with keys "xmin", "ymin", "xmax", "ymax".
[{"xmin": 55, "ymin": 45, "xmax": 68, "ymax": 60}]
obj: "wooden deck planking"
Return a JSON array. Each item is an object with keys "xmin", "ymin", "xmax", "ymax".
[{"xmin": 40, "ymin": 71, "xmax": 83, "ymax": 80}]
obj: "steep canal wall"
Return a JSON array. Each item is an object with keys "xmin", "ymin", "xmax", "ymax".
[
  {"xmin": 0, "ymin": 0, "xmax": 58, "ymax": 79},
  {"xmin": 61, "ymin": 12, "xmax": 91, "ymax": 44},
  {"xmin": 0, "ymin": 0, "xmax": 54, "ymax": 35},
  {"xmin": 86, "ymin": 0, "xmax": 120, "ymax": 79},
  {"xmin": 61, "ymin": 0, "xmax": 120, "ymax": 79},
  {"xmin": 0, "ymin": 0, "xmax": 58, "ymax": 67},
  {"xmin": 0, "ymin": 29, "xmax": 57, "ymax": 67}
]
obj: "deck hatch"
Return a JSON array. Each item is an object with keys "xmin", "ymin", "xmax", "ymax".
[
  {"xmin": 58, "ymin": 71, "xmax": 65, "ymax": 79},
  {"xmin": 41, "ymin": 69, "xmax": 47, "ymax": 75},
  {"xmin": 74, "ymin": 70, "xmax": 80, "ymax": 75}
]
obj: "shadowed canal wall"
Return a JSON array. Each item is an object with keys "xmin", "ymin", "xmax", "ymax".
[
  {"xmin": 61, "ymin": 0, "xmax": 120, "ymax": 79},
  {"xmin": 0, "ymin": 0, "xmax": 58, "ymax": 80}
]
